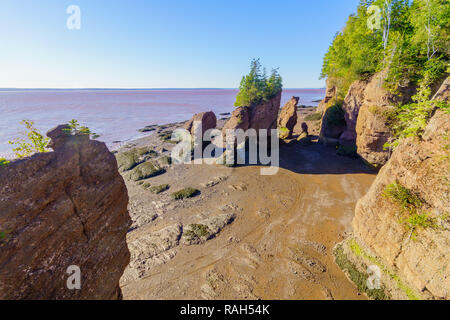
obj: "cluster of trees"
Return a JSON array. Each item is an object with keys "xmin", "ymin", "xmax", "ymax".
[
  {"xmin": 235, "ymin": 59, "xmax": 283, "ymax": 107},
  {"xmin": 320, "ymin": 0, "xmax": 449, "ymax": 99}
]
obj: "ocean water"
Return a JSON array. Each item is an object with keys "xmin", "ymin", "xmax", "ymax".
[{"xmin": 0, "ymin": 88, "xmax": 325, "ymax": 158}]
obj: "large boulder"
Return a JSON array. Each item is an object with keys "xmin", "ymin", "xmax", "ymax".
[
  {"xmin": 277, "ymin": 96, "xmax": 299, "ymax": 139},
  {"xmin": 0, "ymin": 126, "xmax": 131, "ymax": 299},
  {"xmin": 317, "ymin": 78, "xmax": 337, "ymax": 113},
  {"xmin": 184, "ymin": 111, "xmax": 217, "ymax": 137},
  {"xmin": 339, "ymin": 80, "xmax": 368, "ymax": 147}
]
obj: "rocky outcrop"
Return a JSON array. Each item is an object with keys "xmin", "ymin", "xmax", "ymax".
[
  {"xmin": 277, "ymin": 96, "xmax": 299, "ymax": 139},
  {"xmin": 351, "ymin": 79, "xmax": 450, "ymax": 299},
  {"xmin": 339, "ymin": 80, "xmax": 368, "ymax": 147},
  {"xmin": 0, "ymin": 125, "xmax": 131, "ymax": 300},
  {"xmin": 317, "ymin": 78, "xmax": 337, "ymax": 113},
  {"xmin": 184, "ymin": 111, "xmax": 217, "ymax": 136},
  {"xmin": 223, "ymin": 92, "xmax": 282, "ymax": 135},
  {"xmin": 355, "ymin": 72, "xmax": 417, "ymax": 168}
]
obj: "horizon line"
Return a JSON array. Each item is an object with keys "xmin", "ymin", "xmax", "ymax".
[{"xmin": 0, "ymin": 87, "xmax": 326, "ymax": 91}]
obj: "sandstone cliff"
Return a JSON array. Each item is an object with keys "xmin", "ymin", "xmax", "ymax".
[
  {"xmin": 0, "ymin": 125, "xmax": 131, "ymax": 299},
  {"xmin": 344, "ymin": 79, "xmax": 450, "ymax": 300}
]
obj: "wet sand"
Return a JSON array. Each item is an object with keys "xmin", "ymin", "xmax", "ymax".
[{"xmin": 118, "ymin": 110, "xmax": 376, "ymax": 300}]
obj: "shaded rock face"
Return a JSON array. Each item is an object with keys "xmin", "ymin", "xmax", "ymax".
[
  {"xmin": 317, "ymin": 78, "xmax": 337, "ymax": 113},
  {"xmin": 277, "ymin": 96, "xmax": 299, "ymax": 138},
  {"xmin": 0, "ymin": 126, "xmax": 131, "ymax": 300},
  {"xmin": 184, "ymin": 111, "xmax": 217, "ymax": 136},
  {"xmin": 339, "ymin": 80, "xmax": 368, "ymax": 147},
  {"xmin": 223, "ymin": 92, "xmax": 282, "ymax": 135},
  {"xmin": 353, "ymin": 108, "xmax": 450, "ymax": 299},
  {"xmin": 319, "ymin": 105, "xmax": 347, "ymax": 147}
]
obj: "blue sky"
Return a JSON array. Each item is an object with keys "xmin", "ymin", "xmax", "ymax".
[{"xmin": 0, "ymin": 0, "xmax": 360, "ymax": 89}]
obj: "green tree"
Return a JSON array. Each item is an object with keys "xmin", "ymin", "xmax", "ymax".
[
  {"xmin": 235, "ymin": 59, "xmax": 282, "ymax": 107},
  {"xmin": 8, "ymin": 120, "xmax": 50, "ymax": 158}
]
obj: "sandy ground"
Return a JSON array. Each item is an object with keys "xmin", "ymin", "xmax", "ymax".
[{"xmin": 118, "ymin": 108, "xmax": 376, "ymax": 300}]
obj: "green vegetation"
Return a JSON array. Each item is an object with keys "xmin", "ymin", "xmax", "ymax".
[
  {"xmin": 324, "ymin": 103, "xmax": 346, "ymax": 127},
  {"xmin": 8, "ymin": 120, "xmax": 50, "ymax": 158},
  {"xmin": 321, "ymin": 0, "xmax": 449, "ymax": 99},
  {"xmin": 63, "ymin": 119, "xmax": 99, "ymax": 139},
  {"xmin": 384, "ymin": 85, "xmax": 449, "ymax": 149},
  {"xmin": 148, "ymin": 184, "xmax": 170, "ymax": 194},
  {"xmin": 128, "ymin": 162, "xmax": 165, "ymax": 181},
  {"xmin": 304, "ymin": 112, "xmax": 323, "ymax": 121},
  {"xmin": 184, "ymin": 224, "xmax": 211, "ymax": 242},
  {"xmin": 116, "ymin": 147, "xmax": 157, "ymax": 172},
  {"xmin": 383, "ymin": 182, "xmax": 423, "ymax": 211},
  {"xmin": 0, "ymin": 158, "xmax": 10, "ymax": 167},
  {"xmin": 345, "ymin": 238, "xmax": 422, "ymax": 300},
  {"xmin": 383, "ymin": 182, "xmax": 439, "ymax": 239},
  {"xmin": 171, "ymin": 187, "xmax": 200, "ymax": 200},
  {"xmin": 334, "ymin": 243, "xmax": 390, "ymax": 300},
  {"xmin": 235, "ymin": 58, "xmax": 283, "ymax": 107}
]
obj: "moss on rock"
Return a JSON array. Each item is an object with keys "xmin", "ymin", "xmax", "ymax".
[
  {"xmin": 116, "ymin": 147, "xmax": 158, "ymax": 172},
  {"xmin": 171, "ymin": 187, "xmax": 200, "ymax": 200},
  {"xmin": 148, "ymin": 184, "xmax": 170, "ymax": 194},
  {"xmin": 128, "ymin": 162, "xmax": 165, "ymax": 181}
]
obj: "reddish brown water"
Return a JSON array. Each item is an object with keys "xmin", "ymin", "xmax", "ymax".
[{"xmin": 0, "ymin": 88, "xmax": 324, "ymax": 157}]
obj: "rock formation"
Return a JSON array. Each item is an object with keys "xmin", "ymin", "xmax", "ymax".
[
  {"xmin": 319, "ymin": 71, "xmax": 417, "ymax": 167},
  {"xmin": 350, "ymin": 78, "xmax": 450, "ymax": 299},
  {"xmin": 339, "ymin": 80, "xmax": 368, "ymax": 147},
  {"xmin": 184, "ymin": 111, "xmax": 217, "ymax": 137},
  {"xmin": 277, "ymin": 96, "xmax": 299, "ymax": 139},
  {"xmin": 0, "ymin": 125, "xmax": 131, "ymax": 300},
  {"xmin": 317, "ymin": 78, "xmax": 337, "ymax": 113},
  {"xmin": 355, "ymin": 72, "xmax": 417, "ymax": 168},
  {"xmin": 223, "ymin": 92, "xmax": 282, "ymax": 137},
  {"xmin": 222, "ymin": 107, "xmax": 250, "ymax": 132}
]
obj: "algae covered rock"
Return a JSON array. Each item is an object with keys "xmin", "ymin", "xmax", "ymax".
[
  {"xmin": 171, "ymin": 187, "xmax": 200, "ymax": 200},
  {"xmin": 116, "ymin": 147, "xmax": 157, "ymax": 172},
  {"xmin": 181, "ymin": 213, "xmax": 236, "ymax": 245},
  {"xmin": 128, "ymin": 161, "xmax": 165, "ymax": 181}
]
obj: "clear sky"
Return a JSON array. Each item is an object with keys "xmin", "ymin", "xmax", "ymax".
[{"xmin": 0, "ymin": 0, "xmax": 360, "ymax": 89}]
